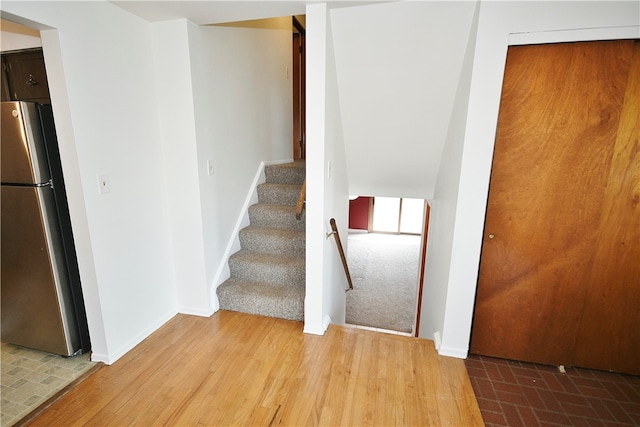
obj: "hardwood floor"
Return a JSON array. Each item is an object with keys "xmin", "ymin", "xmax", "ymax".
[{"xmin": 26, "ymin": 310, "xmax": 483, "ymax": 426}]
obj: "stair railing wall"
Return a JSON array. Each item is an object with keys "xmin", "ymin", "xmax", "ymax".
[{"xmin": 328, "ymin": 218, "xmax": 354, "ymax": 292}]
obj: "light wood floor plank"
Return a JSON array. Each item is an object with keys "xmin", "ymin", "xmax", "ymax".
[{"xmin": 25, "ymin": 310, "xmax": 482, "ymax": 426}]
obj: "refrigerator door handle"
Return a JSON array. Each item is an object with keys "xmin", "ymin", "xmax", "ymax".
[{"xmin": 0, "ymin": 180, "xmax": 52, "ymax": 188}]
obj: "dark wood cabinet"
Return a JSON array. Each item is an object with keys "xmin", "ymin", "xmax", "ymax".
[{"xmin": 1, "ymin": 49, "xmax": 51, "ymax": 104}]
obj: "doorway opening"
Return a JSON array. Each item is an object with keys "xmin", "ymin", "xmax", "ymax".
[
  {"xmin": 292, "ymin": 16, "xmax": 305, "ymax": 160},
  {"xmin": 1, "ymin": 18, "xmax": 96, "ymax": 425},
  {"xmin": 346, "ymin": 196, "xmax": 427, "ymax": 335}
]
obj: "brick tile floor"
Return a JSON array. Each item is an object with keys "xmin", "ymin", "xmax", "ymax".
[{"xmin": 465, "ymin": 354, "xmax": 640, "ymax": 426}]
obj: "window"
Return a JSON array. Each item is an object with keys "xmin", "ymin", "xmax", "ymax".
[{"xmin": 372, "ymin": 197, "xmax": 424, "ymax": 234}]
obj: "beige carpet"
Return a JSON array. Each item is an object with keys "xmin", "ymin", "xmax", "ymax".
[
  {"xmin": 346, "ymin": 232, "xmax": 421, "ymax": 333},
  {"xmin": 0, "ymin": 342, "xmax": 97, "ymax": 426}
]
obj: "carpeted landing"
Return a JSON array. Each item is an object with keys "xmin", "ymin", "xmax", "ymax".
[{"xmin": 346, "ymin": 232, "xmax": 421, "ymax": 334}]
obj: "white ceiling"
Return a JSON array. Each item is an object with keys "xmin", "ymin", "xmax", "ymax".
[{"xmin": 110, "ymin": 1, "xmax": 390, "ymax": 25}]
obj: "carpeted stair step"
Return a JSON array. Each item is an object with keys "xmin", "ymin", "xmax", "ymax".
[
  {"xmin": 248, "ymin": 204, "xmax": 305, "ymax": 230},
  {"xmin": 229, "ymin": 251, "xmax": 304, "ymax": 285},
  {"xmin": 217, "ymin": 277, "xmax": 304, "ymax": 321},
  {"xmin": 265, "ymin": 161, "xmax": 305, "ymax": 185},
  {"xmin": 239, "ymin": 226, "xmax": 305, "ymax": 257},
  {"xmin": 257, "ymin": 183, "xmax": 301, "ymax": 206},
  {"xmin": 217, "ymin": 161, "xmax": 305, "ymax": 322}
]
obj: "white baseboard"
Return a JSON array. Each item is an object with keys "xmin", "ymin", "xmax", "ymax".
[
  {"xmin": 433, "ymin": 331, "xmax": 442, "ymax": 350},
  {"xmin": 90, "ymin": 309, "xmax": 177, "ymax": 365},
  {"xmin": 438, "ymin": 345, "xmax": 468, "ymax": 359},
  {"xmin": 303, "ymin": 315, "xmax": 331, "ymax": 336},
  {"xmin": 322, "ymin": 315, "xmax": 332, "ymax": 331},
  {"xmin": 210, "ymin": 161, "xmax": 266, "ymax": 297},
  {"xmin": 303, "ymin": 324, "xmax": 326, "ymax": 335},
  {"xmin": 178, "ymin": 306, "xmax": 215, "ymax": 317}
]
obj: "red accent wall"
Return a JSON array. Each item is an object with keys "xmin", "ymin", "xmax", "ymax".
[{"xmin": 349, "ymin": 197, "xmax": 371, "ymax": 230}]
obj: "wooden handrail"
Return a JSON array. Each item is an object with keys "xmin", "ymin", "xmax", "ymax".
[
  {"xmin": 329, "ymin": 218, "xmax": 354, "ymax": 292},
  {"xmin": 295, "ymin": 179, "xmax": 306, "ymax": 220}
]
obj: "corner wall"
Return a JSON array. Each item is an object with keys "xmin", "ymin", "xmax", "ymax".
[
  {"xmin": 305, "ymin": 3, "xmax": 349, "ymax": 334},
  {"xmin": 419, "ymin": 2, "xmax": 480, "ymax": 353},
  {"xmin": 324, "ymin": 6, "xmax": 349, "ymax": 326},
  {"xmin": 150, "ymin": 19, "xmax": 206, "ymax": 315}
]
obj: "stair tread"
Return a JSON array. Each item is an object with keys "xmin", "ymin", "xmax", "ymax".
[
  {"xmin": 258, "ymin": 183, "xmax": 302, "ymax": 190},
  {"xmin": 265, "ymin": 161, "xmax": 305, "ymax": 171},
  {"xmin": 239, "ymin": 225, "xmax": 305, "ymax": 257},
  {"xmin": 248, "ymin": 204, "xmax": 305, "ymax": 230},
  {"xmin": 217, "ymin": 277, "xmax": 305, "ymax": 321},
  {"xmin": 257, "ymin": 184, "xmax": 302, "ymax": 205},
  {"xmin": 231, "ymin": 250, "xmax": 304, "ymax": 264},
  {"xmin": 219, "ymin": 276, "xmax": 305, "ymax": 291},
  {"xmin": 229, "ymin": 249, "xmax": 305, "ymax": 286},
  {"xmin": 264, "ymin": 161, "xmax": 305, "ymax": 185},
  {"xmin": 240, "ymin": 225, "xmax": 305, "ymax": 238},
  {"xmin": 250, "ymin": 203, "xmax": 298, "ymax": 212}
]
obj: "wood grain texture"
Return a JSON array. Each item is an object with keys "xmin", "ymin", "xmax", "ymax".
[
  {"xmin": 572, "ymin": 41, "xmax": 640, "ymax": 374},
  {"xmin": 471, "ymin": 40, "xmax": 639, "ymax": 374},
  {"xmin": 26, "ymin": 311, "xmax": 482, "ymax": 426}
]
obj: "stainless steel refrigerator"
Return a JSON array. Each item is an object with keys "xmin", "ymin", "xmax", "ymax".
[{"xmin": 1, "ymin": 101, "xmax": 90, "ymax": 356}]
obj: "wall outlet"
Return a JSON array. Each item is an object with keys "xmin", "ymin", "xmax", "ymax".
[
  {"xmin": 97, "ymin": 174, "xmax": 111, "ymax": 194},
  {"xmin": 207, "ymin": 160, "xmax": 215, "ymax": 176}
]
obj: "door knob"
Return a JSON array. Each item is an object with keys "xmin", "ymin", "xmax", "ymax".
[
  {"xmin": 26, "ymin": 74, "xmax": 39, "ymax": 86},
  {"xmin": 488, "ymin": 234, "xmax": 495, "ymax": 239}
]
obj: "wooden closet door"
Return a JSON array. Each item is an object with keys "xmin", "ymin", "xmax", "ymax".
[
  {"xmin": 572, "ymin": 41, "xmax": 640, "ymax": 374},
  {"xmin": 470, "ymin": 40, "xmax": 639, "ymax": 375}
]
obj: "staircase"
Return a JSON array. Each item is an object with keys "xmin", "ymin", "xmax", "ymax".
[{"xmin": 217, "ymin": 161, "xmax": 306, "ymax": 321}]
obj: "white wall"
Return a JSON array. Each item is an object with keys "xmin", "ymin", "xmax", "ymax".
[
  {"xmin": 150, "ymin": 19, "xmax": 207, "ymax": 315},
  {"xmin": 188, "ymin": 22, "xmax": 293, "ymax": 310},
  {"xmin": 1, "ymin": 2, "xmax": 178, "ymax": 363},
  {"xmin": 324, "ymin": 6, "xmax": 349, "ymax": 326},
  {"xmin": 419, "ymin": 3, "xmax": 480, "ymax": 353},
  {"xmin": 150, "ymin": 19, "xmax": 293, "ymax": 316},
  {"xmin": 331, "ymin": 1, "xmax": 476, "ymax": 200},
  {"xmin": 305, "ymin": 3, "xmax": 329, "ymax": 334},
  {"xmin": 305, "ymin": 3, "xmax": 350, "ymax": 333},
  {"xmin": 425, "ymin": 1, "xmax": 639, "ymax": 358}
]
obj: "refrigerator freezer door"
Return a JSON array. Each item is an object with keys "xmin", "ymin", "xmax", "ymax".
[
  {"xmin": 1, "ymin": 184, "xmax": 80, "ymax": 356},
  {"xmin": 1, "ymin": 101, "xmax": 51, "ymax": 185}
]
